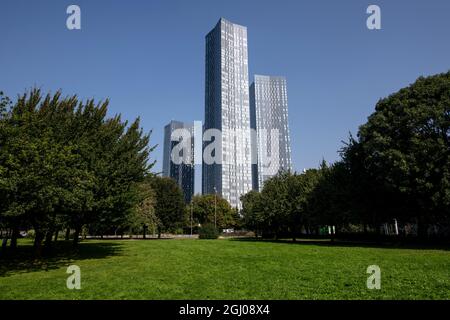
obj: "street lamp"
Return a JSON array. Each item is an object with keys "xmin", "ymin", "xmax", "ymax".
[
  {"xmin": 190, "ymin": 200, "xmax": 193, "ymax": 237},
  {"xmin": 213, "ymin": 186, "xmax": 217, "ymax": 230}
]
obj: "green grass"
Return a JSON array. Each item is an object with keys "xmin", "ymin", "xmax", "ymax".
[{"xmin": 0, "ymin": 238, "xmax": 449, "ymax": 299}]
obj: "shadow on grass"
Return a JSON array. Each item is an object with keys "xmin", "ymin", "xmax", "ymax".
[
  {"xmin": 0, "ymin": 240, "xmax": 124, "ymax": 277},
  {"xmin": 230, "ymin": 237, "xmax": 450, "ymax": 251}
]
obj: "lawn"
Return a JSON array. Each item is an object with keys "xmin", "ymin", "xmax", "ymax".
[{"xmin": 0, "ymin": 238, "xmax": 449, "ymax": 299}]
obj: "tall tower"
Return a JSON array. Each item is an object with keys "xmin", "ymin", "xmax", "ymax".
[
  {"xmin": 203, "ymin": 18, "xmax": 252, "ymax": 209},
  {"xmin": 250, "ymin": 75, "xmax": 292, "ymax": 191},
  {"xmin": 163, "ymin": 120, "xmax": 195, "ymax": 203}
]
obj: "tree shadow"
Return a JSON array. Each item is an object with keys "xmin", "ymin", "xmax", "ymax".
[
  {"xmin": 230, "ymin": 237, "xmax": 450, "ymax": 251},
  {"xmin": 0, "ymin": 241, "xmax": 124, "ymax": 277}
]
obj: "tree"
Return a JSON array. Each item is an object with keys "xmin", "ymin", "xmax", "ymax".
[
  {"xmin": 132, "ymin": 182, "xmax": 160, "ymax": 239},
  {"xmin": 0, "ymin": 89, "xmax": 155, "ymax": 255},
  {"xmin": 310, "ymin": 161, "xmax": 354, "ymax": 238},
  {"xmin": 241, "ymin": 169, "xmax": 323, "ymax": 240},
  {"xmin": 191, "ymin": 194, "xmax": 238, "ymax": 230},
  {"xmin": 287, "ymin": 168, "xmax": 322, "ymax": 241},
  {"xmin": 343, "ymin": 72, "xmax": 450, "ymax": 237},
  {"xmin": 148, "ymin": 176, "xmax": 185, "ymax": 238},
  {"xmin": 241, "ymin": 190, "xmax": 264, "ymax": 236}
]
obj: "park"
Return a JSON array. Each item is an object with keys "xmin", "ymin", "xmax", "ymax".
[
  {"xmin": 1, "ymin": 237, "xmax": 449, "ymax": 299},
  {"xmin": 1, "ymin": 71, "xmax": 449, "ymax": 301}
]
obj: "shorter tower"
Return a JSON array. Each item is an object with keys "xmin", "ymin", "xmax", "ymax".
[
  {"xmin": 250, "ymin": 75, "xmax": 292, "ymax": 191},
  {"xmin": 163, "ymin": 120, "xmax": 195, "ymax": 203}
]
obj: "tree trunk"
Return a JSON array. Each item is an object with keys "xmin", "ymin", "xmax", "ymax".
[
  {"xmin": 72, "ymin": 226, "xmax": 82, "ymax": 247},
  {"xmin": 2, "ymin": 237, "xmax": 8, "ymax": 252},
  {"xmin": 44, "ymin": 229, "xmax": 54, "ymax": 253},
  {"xmin": 292, "ymin": 223, "xmax": 297, "ymax": 242},
  {"xmin": 33, "ymin": 230, "xmax": 45, "ymax": 258},
  {"xmin": 65, "ymin": 228, "xmax": 70, "ymax": 241},
  {"xmin": 143, "ymin": 225, "xmax": 147, "ymax": 239},
  {"xmin": 54, "ymin": 229, "xmax": 59, "ymax": 242},
  {"xmin": 10, "ymin": 226, "xmax": 19, "ymax": 251},
  {"xmin": 417, "ymin": 219, "xmax": 428, "ymax": 240}
]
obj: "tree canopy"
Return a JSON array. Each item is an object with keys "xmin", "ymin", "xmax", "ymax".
[
  {"xmin": 0, "ymin": 89, "xmax": 155, "ymax": 255},
  {"xmin": 241, "ymin": 72, "xmax": 450, "ymax": 240}
]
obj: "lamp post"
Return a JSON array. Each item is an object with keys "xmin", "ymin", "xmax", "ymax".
[
  {"xmin": 393, "ymin": 218, "xmax": 399, "ymax": 236},
  {"xmin": 213, "ymin": 187, "xmax": 217, "ymax": 230},
  {"xmin": 190, "ymin": 200, "xmax": 193, "ymax": 237}
]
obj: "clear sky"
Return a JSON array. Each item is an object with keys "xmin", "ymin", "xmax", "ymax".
[{"xmin": 1, "ymin": 0, "xmax": 449, "ymax": 187}]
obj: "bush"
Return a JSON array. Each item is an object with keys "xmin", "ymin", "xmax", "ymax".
[
  {"xmin": 26, "ymin": 230, "xmax": 35, "ymax": 239},
  {"xmin": 173, "ymin": 228, "xmax": 185, "ymax": 235},
  {"xmin": 198, "ymin": 224, "xmax": 219, "ymax": 239}
]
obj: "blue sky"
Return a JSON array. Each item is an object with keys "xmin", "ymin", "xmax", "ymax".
[{"xmin": 1, "ymin": 0, "xmax": 449, "ymax": 186}]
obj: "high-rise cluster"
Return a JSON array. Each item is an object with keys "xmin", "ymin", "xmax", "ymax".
[{"xmin": 163, "ymin": 18, "xmax": 292, "ymax": 208}]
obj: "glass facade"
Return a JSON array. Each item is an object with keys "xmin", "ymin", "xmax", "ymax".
[
  {"xmin": 250, "ymin": 75, "xmax": 292, "ymax": 191},
  {"xmin": 203, "ymin": 18, "xmax": 252, "ymax": 209},
  {"xmin": 163, "ymin": 120, "xmax": 195, "ymax": 203}
]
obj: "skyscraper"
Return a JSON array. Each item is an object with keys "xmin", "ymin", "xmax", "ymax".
[
  {"xmin": 250, "ymin": 75, "xmax": 292, "ymax": 191},
  {"xmin": 203, "ymin": 18, "xmax": 252, "ymax": 209},
  {"xmin": 163, "ymin": 120, "xmax": 195, "ymax": 203}
]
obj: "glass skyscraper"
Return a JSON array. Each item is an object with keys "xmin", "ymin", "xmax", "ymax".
[
  {"xmin": 250, "ymin": 75, "xmax": 292, "ymax": 191},
  {"xmin": 203, "ymin": 18, "xmax": 252, "ymax": 209},
  {"xmin": 163, "ymin": 120, "xmax": 195, "ymax": 203}
]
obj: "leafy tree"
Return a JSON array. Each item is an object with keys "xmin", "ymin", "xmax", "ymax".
[
  {"xmin": 0, "ymin": 89, "xmax": 154, "ymax": 255},
  {"xmin": 131, "ymin": 182, "xmax": 158, "ymax": 238},
  {"xmin": 288, "ymin": 168, "xmax": 322, "ymax": 240},
  {"xmin": 190, "ymin": 194, "xmax": 238, "ymax": 230},
  {"xmin": 241, "ymin": 170, "xmax": 322, "ymax": 240},
  {"xmin": 198, "ymin": 223, "xmax": 219, "ymax": 239},
  {"xmin": 240, "ymin": 190, "xmax": 264, "ymax": 236},
  {"xmin": 148, "ymin": 176, "xmax": 185, "ymax": 238},
  {"xmin": 343, "ymin": 72, "xmax": 450, "ymax": 237},
  {"xmin": 309, "ymin": 161, "xmax": 354, "ymax": 238}
]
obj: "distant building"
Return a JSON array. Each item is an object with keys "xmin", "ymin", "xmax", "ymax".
[
  {"xmin": 202, "ymin": 18, "xmax": 253, "ymax": 209},
  {"xmin": 250, "ymin": 75, "xmax": 292, "ymax": 190},
  {"xmin": 163, "ymin": 120, "xmax": 195, "ymax": 203}
]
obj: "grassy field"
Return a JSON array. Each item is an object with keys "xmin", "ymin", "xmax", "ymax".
[{"xmin": 0, "ymin": 238, "xmax": 449, "ymax": 299}]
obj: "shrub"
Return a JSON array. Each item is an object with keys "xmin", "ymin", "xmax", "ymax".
[
  {"xmin": 26, "ymin": 230, "xmax": 35, "ymax": 239},
  {"xmin": 198, "ymin": 224, "xmax": 219, "ymax": 239}
]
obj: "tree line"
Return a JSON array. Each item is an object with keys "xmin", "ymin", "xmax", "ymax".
[
  {"xmin": 0, "ymin": 89, "xmax": 246, "ymax": 257},
  {"xmin": 241, "ymin": 72, "xmax": 450, "ymax": 241},
  {"xmin": 1, "ymin": 71, "xmax": 448, "ymax": 255},
  {"xmin": 0, "ymin": 90, "xmax": 191, "ymax": 256}
]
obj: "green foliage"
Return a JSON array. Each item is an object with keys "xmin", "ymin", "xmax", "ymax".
[
  {"xmin": 241, "ymin": 190, "xmax": 264, "ymax": 232},
  {"xmin": 125, "ymin": 182, "xmax": 159, "ymax": 236},
  {"xmin": 198, "ymin": 223, "xmax": 219, "ymax": 239},
  {"xmin": 342, "ymin": 71, "xmax": 450, "ymax": 235},
  {"xmin": 147, "ymin": 175, "xmax": 185, "ymax": 236},
  {"xmin": 190, "ymin": 194, "xmax": 239, "ymax": 229},
  {"xmin": 241, "ymin": 71, "xmax": 450, "ymax": 239},
  {"xmin": 0, "ymin": 89, "xmax": 155, "ymax": 253},
  {"xmin": 310, "ymin": 161, "xmax": 354, "ymax": 226},
  {"xmin": 241, "ymin": 170, "xmax": 322, "ymax": 239}
]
